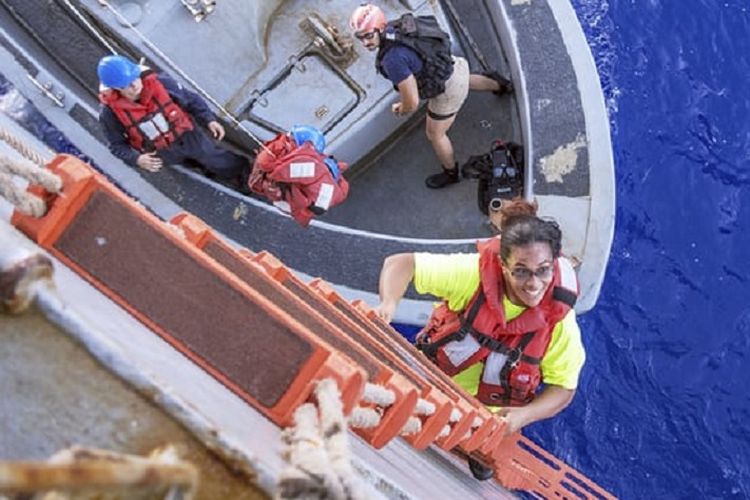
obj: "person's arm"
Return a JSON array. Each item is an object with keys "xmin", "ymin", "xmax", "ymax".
[
  {"xmin": 392, "ymin": 75, "xmax": 420, "ymax": 115},
  {"xmin": 376, "ymin": 253, "xmax": 415, "ymax": 323},
  {"xmin": 501, "ymin": 385, "xmax": 575, "ymax": 435}
]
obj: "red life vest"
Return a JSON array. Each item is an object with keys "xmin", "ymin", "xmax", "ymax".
[
  {"xmin": 248, "ymin": 133, "xmax": 350, "ymax": 227},
  {"xmin": 416, "ymin": 238, "xmax": 578, "ymax": 406},
  {"xmin": 99, "ymin": 72, "xmax": 193, "ymax": 152}
]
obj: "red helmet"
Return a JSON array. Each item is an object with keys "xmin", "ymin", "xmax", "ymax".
[{"xmin": 349, "ymin": 4, "xmax": 386, "ymax": 34}]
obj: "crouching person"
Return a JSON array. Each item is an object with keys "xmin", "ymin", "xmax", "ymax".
[{"xmin": 97, "ymin": 55, "xmax": 248, "ymax": 185}]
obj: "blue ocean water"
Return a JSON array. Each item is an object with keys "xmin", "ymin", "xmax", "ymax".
[
  {"xmin": 2, "ymin": 1, "xmax": 748, "ymax": 498},
  {"xmin": 541, "ymin": 1, "xmax": 750, "ymax": 498}
]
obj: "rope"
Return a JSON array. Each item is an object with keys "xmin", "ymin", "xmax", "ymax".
[
  {"xmin": 62, "ymin": 0, "xmax": 118, "ymax": 55},
  {"xmin": 360, "ymin": 382, "xmax": 396, "ymax": 407},
  {"xmin": 94, "ymin": 0, "xmax": 275, "ymax": 157},
  {"xmin": 0, "ymin": 126, "xmax": 52, "ymax": 167},
  {"xmin": 0, "ymin": 173, "xmax": 45, "ymax": 217},
  {"xmin": 0, "ymin": 152, "xmax": 63, "ymax": 218},
  {"xmin": 348, "ymin": 407, "xmax": 381, "ymax": 430},
  {"xmin": 278, "ymin": 403, "xmax": 344, "ymax": 499},
  {"xmin": 277, "ymin": 379, "xmax": 368, "ymax": 500},
  {"xmin": 413, "ymin": 398, "xmax": 436, "ymax": 417},
  {"xmin": 437, "ymin": 408, "xmax": 464, "ymax": 439},
  {"xmin": 400, "ymin": 417, "xmax": 422, "ymax": 436},
  {"xmin": 0, "ymin": 154, "xmax": 61, "ymax": 192},
  {"xmin": 0, "ymin": 445, "xmax": 197, "ymax": 497},
  {"xmin": 315, "ymin": 379, "xmax": 368, "ymax": 500}
]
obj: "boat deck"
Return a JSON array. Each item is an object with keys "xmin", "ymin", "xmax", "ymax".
[{"xmin": 0, "ymin": 0, "xmax": 614, "ymax": 319}]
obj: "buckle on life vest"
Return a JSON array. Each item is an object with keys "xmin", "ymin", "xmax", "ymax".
[
  {"xmin": 507, "ymin": 348, "xmax": 522, "ymax": 368},
  {"xmin": 455, "ymin": 325, "xmax": 471, "ymax": 341}
]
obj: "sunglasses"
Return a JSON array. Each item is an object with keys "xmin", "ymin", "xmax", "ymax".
[
  {"xmin": 507, "ymin": 265, "xmax": 553, "ymax": 282},
  {"xmin": 355, "ymin": 31, "xmax": 378, "ymax": 41}
]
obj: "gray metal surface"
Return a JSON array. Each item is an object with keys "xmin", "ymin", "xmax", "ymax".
[
  {"xmin": 0, "ymin": 220, "xmax": 517, "ymax": 499},
  {"xmin": 0, "ymin": 0, "xmax": 614, "ymax": 315}
]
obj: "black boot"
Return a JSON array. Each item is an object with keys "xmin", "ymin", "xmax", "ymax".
[
  {"xmin": 425, "ymin": 164, "xmax": 460, "ymax": 189},
  {"xmin": 468, "ymin": 457, "xmax": 495, "ymax": 481},
  {"xmin": 483, "ymin": 70, "xmax": 514, "ymax": 96}
]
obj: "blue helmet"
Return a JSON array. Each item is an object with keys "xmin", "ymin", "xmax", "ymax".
[
  {"xmin": 290, "ymin": 124, "xmax": 326, "ymax": 153},
  {"xmin": 97, "ymin": 55, "xmax": 141, "ymax": 89}
]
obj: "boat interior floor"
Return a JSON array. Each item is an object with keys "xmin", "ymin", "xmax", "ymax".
[{"xmin": 321, "ymin": 89, "xmax": 518, "ymax": 239}]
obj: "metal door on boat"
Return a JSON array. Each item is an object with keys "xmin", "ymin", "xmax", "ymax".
[{"xmin": 240, "ymin": 51, "xmax": 362, "ymax": 136}]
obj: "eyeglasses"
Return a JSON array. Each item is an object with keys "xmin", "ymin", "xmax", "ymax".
[
  {"xmin": 507, "ymin": 265, "xmax": 553, "ymax": 282},
  {"xmin": 355, "ymin": 31, "xmax": 377, "ymax": 41}
]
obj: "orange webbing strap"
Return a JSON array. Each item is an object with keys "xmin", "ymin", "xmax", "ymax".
[
  {"xmin": 492, "ymin": 435, "xmax": 616, "ymax": 498},
  {"xmin": 351, "ymin": 299, "xmax": 505, "ymax": 454},
  {"xmin": 251, "ymin": 252, "xmax": 455, "ymax": 451},
  {"xmin": 169, "ymin": 212, "xmax": 419, "ymax": 449},
  {"xmin": 10, "ymin": 154, "xmax": 365, "ymax": 426}
]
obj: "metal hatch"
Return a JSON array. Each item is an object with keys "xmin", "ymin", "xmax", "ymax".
[{"xmin": 240, "ymin": 49, "xmax": 362, "ymax": 135}]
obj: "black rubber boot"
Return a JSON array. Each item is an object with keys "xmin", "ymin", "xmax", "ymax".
[
  {"xmin": 484, "ymin": 70, "xmax": 514, "ymax": 96},
  {"xmin": 468, "ymin": 457, "xmax": 495, "ymax": 481},
  {"xmin": 425, "ymin": 164, "xmax": 460, "ymax": 189}
]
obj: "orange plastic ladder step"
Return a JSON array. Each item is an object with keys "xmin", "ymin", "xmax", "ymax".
[
  {"xmin": 11, "ymin": 154, "xmax": 366, "ymax": 427},
  {"xmin": 251, "ymin": 252, "xmax": 456, "ymax": 450},
  {"xmin": 170, "ymin": 212, "xmax": 419, "ymax": 449},
  {"xmin": 492, "ymin": 436, "xmax": 616, "ymax": 499},
  {"xmin": 351, "ymin": 299, "xmax": 504, "ymax": 453}
]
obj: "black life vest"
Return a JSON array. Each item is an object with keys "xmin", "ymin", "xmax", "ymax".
[
  {"xmin": 375, "ymin": 13, "xmax": 454, "ymax": 99},
  {"xmin": 99, "ymin": 71, "xmax": 194, "ymax": 153},
  {"xmin": 416, "ymin": 238, "xmax": 578, "ymax": 406}
]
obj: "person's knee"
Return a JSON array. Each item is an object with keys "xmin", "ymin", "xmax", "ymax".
[{"xmin": 426, "ymin": 126, "xmax": 450, "ymax": 144}]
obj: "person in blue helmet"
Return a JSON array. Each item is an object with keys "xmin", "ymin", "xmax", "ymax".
[
  {"xmin": 97, "ymin": 55, "xmax": 249, "ymax": 186},
  {"xmin": 289, "ymin": 124, "xmax": 342, "ymax": 180}
]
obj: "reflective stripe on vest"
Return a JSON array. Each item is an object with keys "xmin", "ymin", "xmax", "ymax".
[{"xmin": 249, "ymin": 133, "xmax": 349, "ymax": 226}]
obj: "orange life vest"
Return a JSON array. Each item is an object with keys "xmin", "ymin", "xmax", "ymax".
[
  {"xmin": 99, "ymin": 72, "xmax": 194, "ymax": 152},
  {"xmin": 416, "ymin": 238, "xmax": 578, "ymax": 406},
  {"xmin": 248, "ymin": 133, "xmax": 350, "ymax": 227}
]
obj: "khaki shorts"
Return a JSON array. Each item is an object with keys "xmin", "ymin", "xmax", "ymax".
[{"xmin": 427, "ymin": 56, "xmax": 470, "ymax": 119}]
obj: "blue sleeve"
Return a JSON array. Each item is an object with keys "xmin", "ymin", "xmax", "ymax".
[
  {"xmin": 380, "ymin": 45, "xmax": 423, "ymax": 86},
  {"xmin": 157, "ymin": 73, "xmax": 216, "ymax": 127},
  {"xmin": 99, "ymin": 106, "xmax": 140, "ymax": 167}
]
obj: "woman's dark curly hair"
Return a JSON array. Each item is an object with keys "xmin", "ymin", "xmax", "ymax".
[{"xmin": 500, "ymin": 214, "xmax": 562, "ymax": 261}]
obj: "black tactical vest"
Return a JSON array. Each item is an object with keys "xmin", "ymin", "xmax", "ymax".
[{"xmin": 375, "ymin": 14, "xmax": 454, "ymax": 99}]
